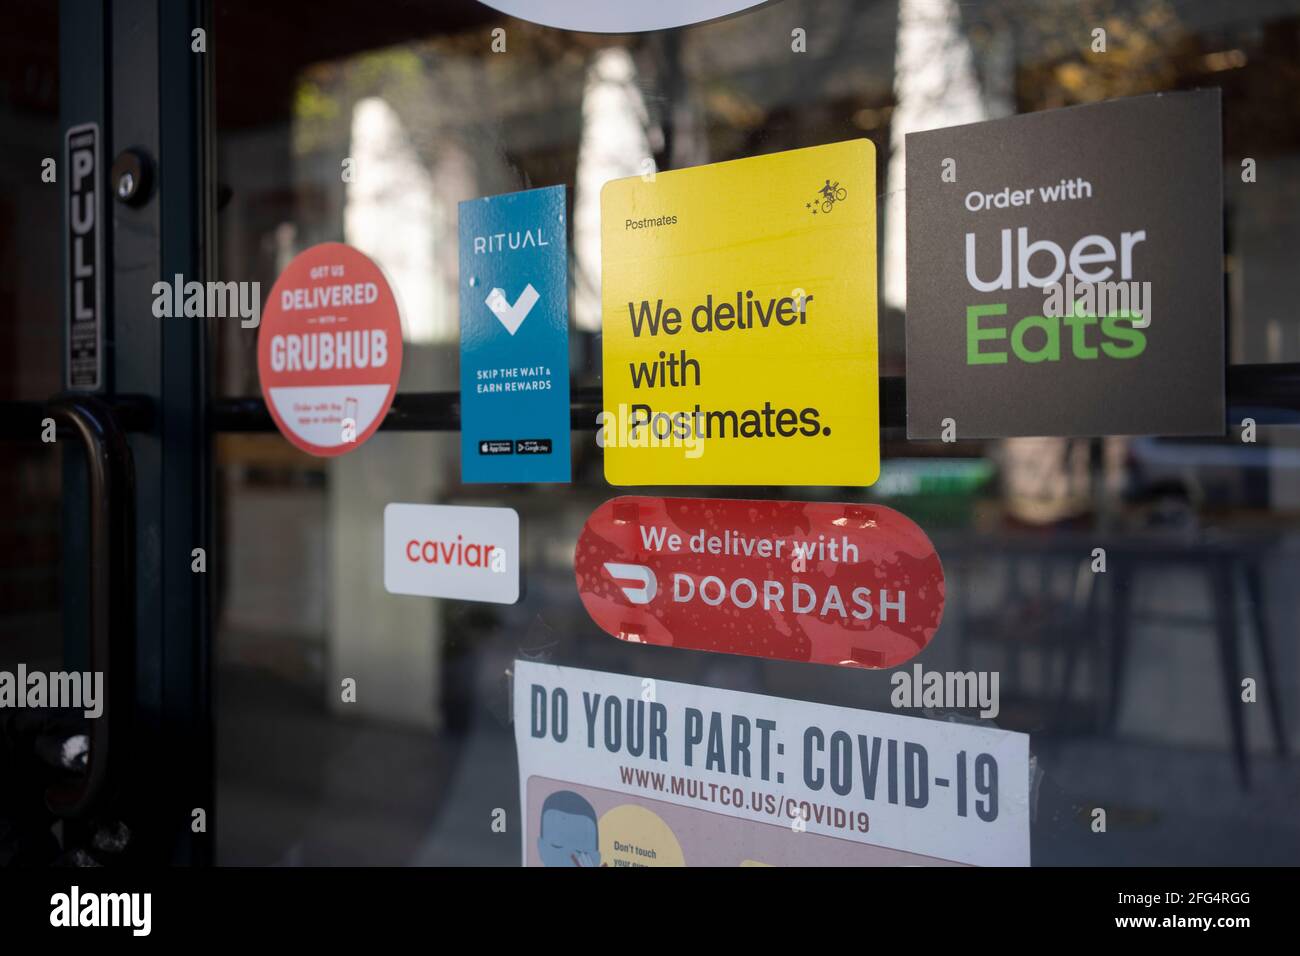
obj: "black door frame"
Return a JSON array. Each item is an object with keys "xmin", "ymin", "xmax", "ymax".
[{"xmin": 55, "ymin": 0, "xmax": 213, "ymax": 864}]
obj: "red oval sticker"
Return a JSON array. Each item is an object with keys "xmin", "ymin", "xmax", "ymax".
[
  {"xmin": 575, "ymin": 496, "xmax": 945, "ymax": 668},
  {"xmin": 257, "ymin": 243, "xmax": 403, "ymax": 457}
]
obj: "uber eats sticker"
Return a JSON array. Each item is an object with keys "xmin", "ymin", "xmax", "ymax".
[
  {"xmin": 905, "ymin": 90, "xmax": 1224, "ymax": 439},
  {"xmin": 601, "ymin": 140, "xmax": 879, "ymax": 486}
]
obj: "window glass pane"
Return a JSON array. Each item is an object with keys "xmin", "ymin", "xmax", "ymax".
[{"xmin": 212, "ymin": 0, "xmax": 1300, "ymax": 866}]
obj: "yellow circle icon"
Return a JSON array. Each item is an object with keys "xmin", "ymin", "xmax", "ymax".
[{"xmin": 598, "ymin": 804, "xmax": 685, "ymax": 867}]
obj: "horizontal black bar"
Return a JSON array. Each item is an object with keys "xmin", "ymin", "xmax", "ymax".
[
  {"xmin": 208, "ymin": 379, "xmax": 911, "ymax": 433},
  {"xmin": 208, "ymin": 364, "xmax": 1300, "ymax": 434},
  {"xmin": 0, "ymin": 394, "xmax": 154, "ymax": 440},
  {"xmin": 3, "ymin": 365, "xmax": 1297, "ymax": 442},
  {"xmin": 1227, "ymin": 362, "xmax": 1300, "ymax": 418}
]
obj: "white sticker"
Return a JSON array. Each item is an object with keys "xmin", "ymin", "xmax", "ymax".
[
  {"xmin": 383, "ymin": 503, "xmax": 519, "ymax": 604},
  {"xmin": 478, "ymin": 0, "xmax": 765, "ymax": 33}
]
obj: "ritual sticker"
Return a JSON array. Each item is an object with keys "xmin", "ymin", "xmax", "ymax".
[
  {"xmin": 257, "ymin": 243, "xmax": 403, "ymax": 456},
  {"xmin": 600, "ymin": 140, "xmax": 879, "ymax": 486},
  {"xmin": 383, "ymin": 503, "xmax": 519, "ymax": 604},
  {"xmin": 459, "ymin": 185, "xmax": 572, "ymax": 483},
  {"xmin": 514, "ymin": 661, "xmax": 1029, "ymax": 866},
  {"xmin": 905, "ymin": 91, "xmax": 1224, "ymax": 439},
  {"xmin": 574, "ymin": 496, "xmax": 943, "ymax": 668}
]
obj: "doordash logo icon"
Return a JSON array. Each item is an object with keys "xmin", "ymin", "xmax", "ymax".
[
  {"xmin": 384, "ymin": 503, "xmax": 519, "ymax": 604},
  {"xmin": 603, "ymin": 562, "xmax": 657, "ymax": 604}
]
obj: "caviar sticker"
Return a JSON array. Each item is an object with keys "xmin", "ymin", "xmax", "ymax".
[
  {"xmin": 575, "ymin": 497, "xmax": 944, "ymax": 668},
  {"xmin": 257, "ymin": 243, "xmax": 403, "ymax": 456},
  {"xmin": 383, "ymin": 503, "xmax": 519, "ymax": 604}
]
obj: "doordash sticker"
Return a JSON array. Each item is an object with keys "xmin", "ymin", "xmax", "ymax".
[
  {"xmin": 257, "ymin": 243, "xmax": 403, "ymax": 456},
  {"xmin": 575, "ymin": 497, "xmax": 943, "ymax": 668},
  {"xmin": 384, "ymin": 503, "xmax": 519, "ymax": 604}
]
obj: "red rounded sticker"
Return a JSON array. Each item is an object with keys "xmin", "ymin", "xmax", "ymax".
[
  {"xmin": 257, "ymin": 243, "xmax": 403, "ymax": 456},
  {"xmin": 575, "ymin": 496, "xmax": 945, "ymax": 669}
]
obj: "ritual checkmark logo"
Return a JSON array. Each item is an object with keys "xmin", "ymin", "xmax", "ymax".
[{"xmin": 484, "ymin": 284, "xmax": 540, "ymax": 336}]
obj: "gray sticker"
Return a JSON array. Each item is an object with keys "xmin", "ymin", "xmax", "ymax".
[{"xmin": 905, "ymin": 91, "xmax": 1224, "ymax": 438}]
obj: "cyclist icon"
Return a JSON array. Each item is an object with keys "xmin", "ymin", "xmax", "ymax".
[{"xmin": 819, "ymin": 179, "xmax": 848, "ymax": 212}]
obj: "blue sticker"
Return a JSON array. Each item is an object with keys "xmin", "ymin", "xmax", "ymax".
[{"xmin": 459, "ymin": 185, "xmax": 572, "ymax": 483}]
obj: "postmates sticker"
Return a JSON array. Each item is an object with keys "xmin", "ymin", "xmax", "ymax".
[
  {"xmin": 257, "ymin": 243, "xmax": 403, "ymax": 456},
  {"xmin": 575, "ymin": 497, "xmax": 944, "ymax": 668},
  {"xmin": 600, "ymin": 140, "xmax": 879, "ymax": 486}
]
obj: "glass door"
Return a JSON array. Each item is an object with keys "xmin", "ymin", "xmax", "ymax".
[{"xmin": 205, "ymin": 0, "xmax": 1300, "ymax": 867}]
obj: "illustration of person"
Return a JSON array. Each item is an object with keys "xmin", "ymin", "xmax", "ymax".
[
  {"xmin": 537, "ymin": 790, "xmax": 602, "ymax": 867},
  {"xmin": 820, "ymin": 178, "xmax": 837, "ymax": 202}
]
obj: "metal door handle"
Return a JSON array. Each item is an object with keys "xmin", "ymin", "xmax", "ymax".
[{"xmin": 41, "ymin": 395, "xmax": 136, "ymax": 819}]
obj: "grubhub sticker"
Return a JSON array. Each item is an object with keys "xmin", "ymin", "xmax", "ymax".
[
  {"xmin": 575, "ymin": 497, "xmax": 944, "ymax": 668},
  {"xmin": 257, "ymin": 243, "xmax": 403, "ymax": 456}
]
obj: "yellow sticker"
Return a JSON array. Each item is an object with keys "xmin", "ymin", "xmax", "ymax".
[{"xmin": 600, "ymin": 139, "xmax": 879, "ymax": 486}]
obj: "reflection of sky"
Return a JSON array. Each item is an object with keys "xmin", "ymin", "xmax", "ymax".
[
  {"xmin": 884, "ymin": 0, "xmax": 1011, "ymax": 311},
  {"xmin": 573, "ymin": 48, "xmax": 658, "ymax": 332},
  {"xmin": 344, "ymin": 97, "xmax": 442, "ymax": 344}
]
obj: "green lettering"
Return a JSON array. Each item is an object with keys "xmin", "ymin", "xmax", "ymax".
[
  {"xmin": 967, "ymin": 304, "xmax": 1008, "ymax": 365},
  {"xmin": 1011, "ymin": 314, "xmax": 1060, "ymax": 363},
  {"xmin": 1100, "ymin": 314, "xmax": 1147, "ymax": 358},
  {"xmin": 1063, "ymin": 311, "xmax": 1099, "ymax": 359}
]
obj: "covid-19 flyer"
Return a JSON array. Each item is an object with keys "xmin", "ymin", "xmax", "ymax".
[{"xmin": 513, "ymin": 661, "xmax": 1029, "ymax": 867}]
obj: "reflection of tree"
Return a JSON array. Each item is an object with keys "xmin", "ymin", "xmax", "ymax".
[
  {"xmin": 1010, "ymin": 0, "xmax": 1187, "ymax": 109},
  {"xmin": 290, "ymin": 25, "xmax": 594, "ymax": 190}
]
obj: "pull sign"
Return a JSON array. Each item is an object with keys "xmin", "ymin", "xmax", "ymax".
[
  {"xmin": 575, "ymin": 496, "xmax": 945, "ymax": 669},
  {"xmin": 66, "ymin": 123, "xmax": 102, "ymax": 391}
]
